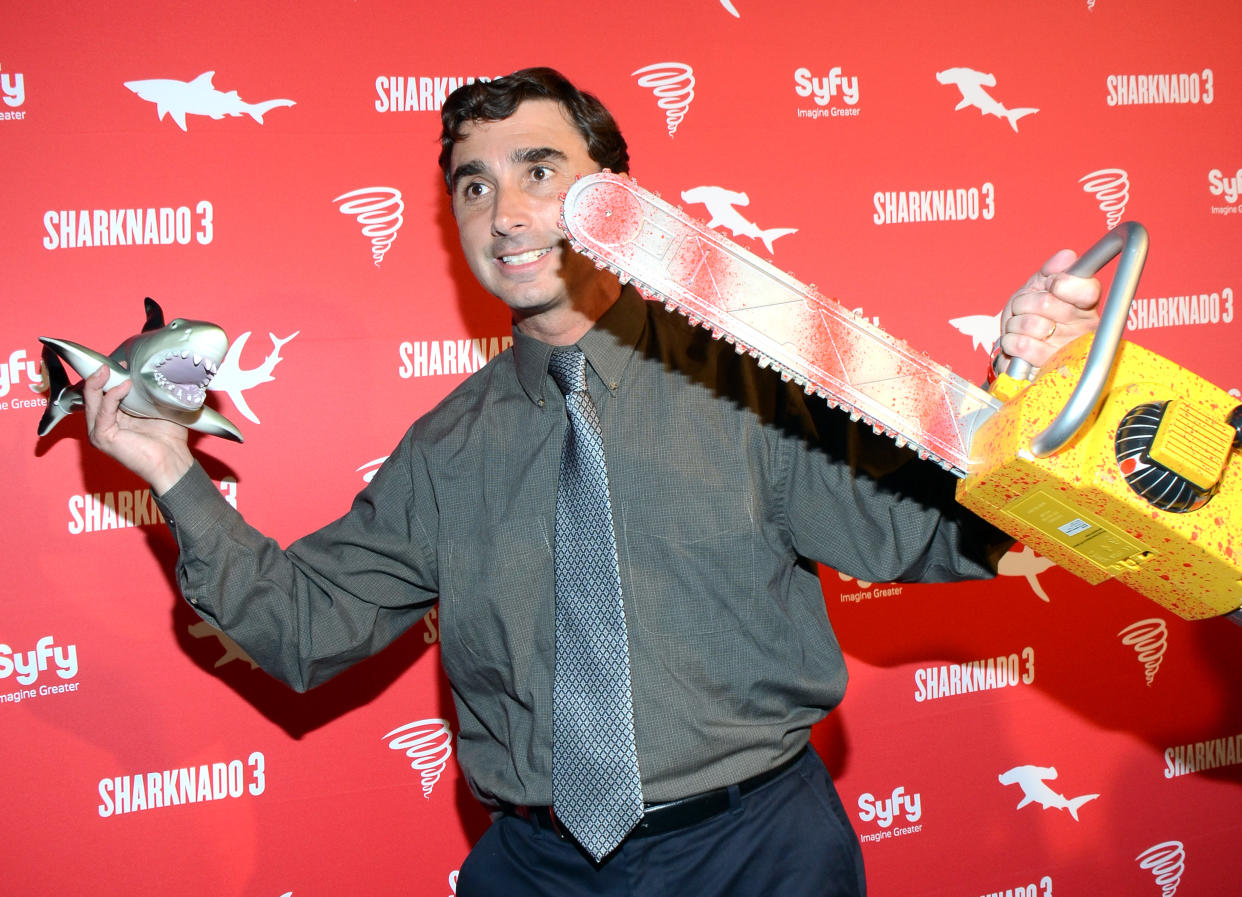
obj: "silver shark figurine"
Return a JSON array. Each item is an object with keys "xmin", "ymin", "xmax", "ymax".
[
  {"xmin": 37, "ymin": 297, "xmax": 243, "ymax": 442},
  {"xmin": 123, "ymin": 71, "xmax": 295, "ymax": 132}
]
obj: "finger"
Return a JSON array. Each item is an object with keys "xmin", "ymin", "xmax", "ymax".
[
  {"xmin": 1047, "ymin": 270, "xmax": 1103, "ymax": 309},
  {"xmin": 86, "ymin": 376, "xmax": 131, "ymax": 443},
  {"xmin": 80, "ymin": 366, "xmax": 111, "ymax": 418},
  {"xmin": 1039, "ymin": 248, "xmax": 1079, "ymax": 277}
]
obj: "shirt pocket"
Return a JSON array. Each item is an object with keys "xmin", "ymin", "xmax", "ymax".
[{"xmin": 619, "ymin": 488, "xmax": 758, "ymax": 636}]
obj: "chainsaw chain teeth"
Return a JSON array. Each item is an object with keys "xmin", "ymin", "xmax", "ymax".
[{"xmin": 560, "ymin": 175, "xmax": 981, "ymax": 479}]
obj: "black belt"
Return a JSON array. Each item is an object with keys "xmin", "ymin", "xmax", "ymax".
[{"xmin": 502, "ymin": 747, "xmax": 806, "ymax": 842}]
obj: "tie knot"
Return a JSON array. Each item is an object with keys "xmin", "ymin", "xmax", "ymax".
[{"xmin": 548, "ymin": 349, "xmax": 587, "ymax": 396}]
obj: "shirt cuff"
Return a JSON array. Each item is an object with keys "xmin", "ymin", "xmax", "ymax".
[{"xmin": 152, "ymin": 461, "xmax": 237, "ymax": 542}]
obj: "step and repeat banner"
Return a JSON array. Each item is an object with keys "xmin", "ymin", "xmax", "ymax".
[{"xmin": 3, "ymin": 1, "xmax": 1241, "ymax": 894}]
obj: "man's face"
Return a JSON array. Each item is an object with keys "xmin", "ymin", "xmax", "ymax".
[{"xmin": 449, "ymin": 99, "xmax": 605, "ymax": 324}]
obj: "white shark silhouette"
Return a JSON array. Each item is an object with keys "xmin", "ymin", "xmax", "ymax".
[
  {"xmin": 210, "ymin": 330, "xmax": 299, "ymax": 424},
  {"xmin": 124, "ymin": 71, "xmax": 295, "ymax": 131},
  {"xmin": 936, "ymin": 67, "xmax": 1038, "ymax": 132},
  {"xmin": 998, "ymin": 765, "xmax": 1099, "ymax": 820},
  {"xmin": 948, "ymin": 311, "xmax": 1001, "ymax": 352},
  {"xmin": 720, "ymin": 0, "xmax": 741, "ymax": 16},
  {"xmin": 681, "ymin": 185, "xmax": 797, "ymax": 253}
]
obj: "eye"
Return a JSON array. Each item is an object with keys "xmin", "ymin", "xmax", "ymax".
[
  {"xmin": 530, "ymin": 165, "xmax": 552, "ymax": 181},
  {"xmin": 461, "ymin": 181, "xmax": 490, "ymax": 201}
]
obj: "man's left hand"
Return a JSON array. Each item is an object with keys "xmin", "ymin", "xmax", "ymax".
[{"xmin": 995, "ymin": 248, "xmax": 1102, "ymax": 375}]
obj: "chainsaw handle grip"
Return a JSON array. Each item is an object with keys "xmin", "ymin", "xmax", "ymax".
[{"xmin": 1004, "ymin": 221, "xmax": 1149, "ymax": 457}]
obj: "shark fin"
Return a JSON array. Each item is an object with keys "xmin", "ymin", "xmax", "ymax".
[
  {"xmin": 190, "ymin": 71, "xmax": 216, "ymax": 88},
  {"xmin": 1005, "ymin": 107, "xmax": 1039, "ymax": 132},
  {"xmin": 142, "ymin": 297, "xmax": 165, "ymax": 332},
  {"xmin": 248, "ymin": 99, "xmax": 296, "ymax": 124},
  {"xmin": 1065, "ymin": 793, "xmax": 1100, "ymax": 821},
  {"xmin": 759, "ymin": 227, "xmax": 798, "ymax": 254},
  {"xmin": 171, "ymin": 109, "xmax": 188, "ymax": 131},
  {"xmin": 36, "ymin": 345, "xmax": 75, "ymax": 436},
  {"xmin": 189, "ymin": 405, "xmax": 244, "ymax": 443},
  {"xmin": 38, "ymin": 337, "xmax": 128, "ymax": 388}
]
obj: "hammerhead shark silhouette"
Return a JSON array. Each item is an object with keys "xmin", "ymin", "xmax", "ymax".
[
  {"xmin": 936, "ymin": 68, "xmax": 1038, "ymax": 132},
  {"xmin": 124, "ymin": 71, "xmax": 295, "ymax": 131},
  {"xmin": 681, "ymin": 185, "xmax": 798, "ymax": 253},
  {"xmin": 998, "ymin": 765, "xmax": 1099, "ymax": 820}
]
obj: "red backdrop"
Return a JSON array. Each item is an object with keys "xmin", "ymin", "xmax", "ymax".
[{"xmin": 3, "ymin": 1, "xmax": 1240, "ymax": 895}]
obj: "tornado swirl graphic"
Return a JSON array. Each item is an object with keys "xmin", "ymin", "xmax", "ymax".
[
  {"xmin": 1136, "ymin": 840, "xmax": 1185, "ymax": 896},
  {"xmin": 632, "ymin": 63, "xmax": 696, "ymax": 138},
  {"xmin": 383, "ymin": 719, "xmax": 453, "ymax": 798},
  {"xmin": 1118, "ymin": 618, "xmax": 1168, "ymax": 686},
  {"xmin": 1079, "ymin": 168, "xmax": 1130, "ymax": 229},
  {"xmin": 335, "ymin": 186, "xmax": 404, "ymax": 266}
]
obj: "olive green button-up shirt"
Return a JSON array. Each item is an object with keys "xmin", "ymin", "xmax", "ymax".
[{"xmin": 158, "ymin": 287, "xmax": 1008, "ymax": 806}]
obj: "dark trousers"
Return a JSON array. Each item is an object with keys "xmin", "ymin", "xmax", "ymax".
[{"xmin": 457, "ymin": 747, "xmax": 866, "ymax": 897}]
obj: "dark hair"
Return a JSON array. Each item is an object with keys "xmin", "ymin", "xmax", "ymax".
[{"xmin": 438, "ymin": 67, "xmax": 629, "ymax": 193}]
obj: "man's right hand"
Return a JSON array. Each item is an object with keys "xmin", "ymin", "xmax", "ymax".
[{"xmin": 81, "ymin": 366, "xmax": 195, "ymax": 495}]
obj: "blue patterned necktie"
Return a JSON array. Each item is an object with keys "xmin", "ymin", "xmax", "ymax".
[{"xmin": 547, "ymin": 348, "xmax": 644, "ymax": 862}]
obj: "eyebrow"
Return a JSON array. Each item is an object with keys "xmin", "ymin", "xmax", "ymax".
[{"xmin": 450, "ymin": 146, "xmax": 570, "ymax": 191}]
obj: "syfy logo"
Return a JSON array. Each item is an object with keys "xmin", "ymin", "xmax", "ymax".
[
  {"xmin": 0, "ymin": 349, "xmax": 43, "ymax": 397},
  {"xmin": 1209, "ymin": 168, "xmax": 1241, "ymax": 204},
  {"xmin": 0, "ymin": 636, "xmax": 79, "ymax": 685},
  {"xmin": 793, "ymin": 66, "xmax": 860, "ymax": 106},
  {"xmin": 2, "ymin": 64, "xmax": 24, "ymax": 108},
  {"xmin": 857, "ymin": 785, "xmax": 921, "ymax": 829}
]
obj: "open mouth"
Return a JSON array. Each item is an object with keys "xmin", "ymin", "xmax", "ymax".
[
  {"xmin": 499, "ymin": 247, "xmax": 552, "ymax": 266},
  {"xmin": 150, "ymin": 349, "xmax": 220, "ymax": 409}
]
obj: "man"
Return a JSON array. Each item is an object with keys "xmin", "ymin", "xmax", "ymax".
[{"xmin": 82, "ymin": 68, "xmax": 1101, "ymax": 896}]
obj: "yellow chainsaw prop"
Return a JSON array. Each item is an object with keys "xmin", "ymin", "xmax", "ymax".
[{"xmin": 560, "ymin": 172, "xmax": 1242, "ymax": 622}]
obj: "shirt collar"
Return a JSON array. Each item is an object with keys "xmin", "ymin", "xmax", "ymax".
[{"xmin": 513, "ymin": 286, "xmax": 647, "ymax": 405}]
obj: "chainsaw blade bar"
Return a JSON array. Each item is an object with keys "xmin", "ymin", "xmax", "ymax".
[{"xmin": 560, "ymin": 172, "xmax": 1001, "ymax": 477}]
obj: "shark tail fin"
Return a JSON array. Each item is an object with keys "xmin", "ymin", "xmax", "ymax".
[
  {"xmin": 1006, "ymin": 107, "xmax": 1039, "ymax": 132},
  {"xmin": 1066, "ymin": 793, "xmax": 1100, "ymax": 821},
  {"xmin": 248, "ymin": 99, "xmax": 296, "ymax": 124},
  {"xmin": 36, "ymin": 343, "xmax": 73, "ymax": 437},
  {"xmin": 760, "ymin": 227, "xmax": 798, "ymax": 254}
]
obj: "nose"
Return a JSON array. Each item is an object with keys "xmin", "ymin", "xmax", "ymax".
[{"xmin": 491, "ymin": 182, "xmax": 531, "ymax": 237}]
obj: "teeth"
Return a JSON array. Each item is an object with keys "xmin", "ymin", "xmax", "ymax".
[
  {"xmin": 193, "ymin": 354, "xmax": 202, "ymax": 366},
  {"xmin": 501, "ymin": 248, "xmax": 550, "ymax": 265}
]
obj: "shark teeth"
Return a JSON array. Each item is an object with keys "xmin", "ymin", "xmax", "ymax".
[
  {"xmin": 150, "ymin": 350, "xmax": 220, "ymax": 406},
  {"xmin": 153, "ymin": 371, "xmax": 207, "ymax": 406}
]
